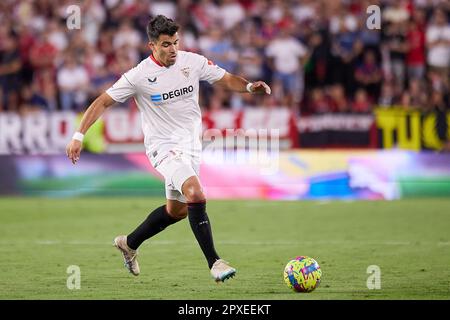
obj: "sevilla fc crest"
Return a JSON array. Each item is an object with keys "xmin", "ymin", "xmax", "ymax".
[{"xmin": 181, "ymin": 67, "xmax": 190, "ymax": 78}]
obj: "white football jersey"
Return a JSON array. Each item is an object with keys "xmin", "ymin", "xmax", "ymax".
[{"xmin": 106, "ymin": 50, "xmax": 226, "ymax": 166}]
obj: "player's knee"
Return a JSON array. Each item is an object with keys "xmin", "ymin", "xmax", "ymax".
[
  {"xmin": 183, "ymin": 186, "xmax": 206, "ymax": 203},
  {"xmin": 167, "ymin": 206, "xmax": 188, "ymax": 220}
]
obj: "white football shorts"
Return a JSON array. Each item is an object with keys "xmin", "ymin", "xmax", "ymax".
[{"xmin": 151, "ymin": 150, "xmax": 200, "ymax": 203}]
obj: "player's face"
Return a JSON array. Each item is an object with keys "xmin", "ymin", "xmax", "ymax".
[{"xmin": 150, "ymin": 33, "xmax": 179, "ymax": 66}]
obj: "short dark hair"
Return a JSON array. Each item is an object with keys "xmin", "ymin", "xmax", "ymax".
[{"xmin": 147, "ymin": 15, "xmax": 179, "ymax": 41}]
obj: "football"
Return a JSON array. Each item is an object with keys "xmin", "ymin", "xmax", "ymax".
[{"xmin": 283, "ymin": 256, "xmax": 322, "ymax": 293}]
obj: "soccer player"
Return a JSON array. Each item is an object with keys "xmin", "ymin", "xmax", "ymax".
[{"xmin": 66, "ymin": 15, "xmax": 271, "ymax": 282}]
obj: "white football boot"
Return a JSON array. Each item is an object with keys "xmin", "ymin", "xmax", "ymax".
[
  {"xmin": 210, "ymin": 259, "xmax": 236, "ymax": 282},
  {"xmin": 113, "ymin": 235, "xmax": 140, "ymax": 276}
]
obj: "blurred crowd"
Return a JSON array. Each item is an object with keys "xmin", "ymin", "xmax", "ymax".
[{"xmin": 0, "ymin": 0, "xmax": 449, "ymax": 116}]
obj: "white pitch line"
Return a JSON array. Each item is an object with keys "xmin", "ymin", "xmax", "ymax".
[
  {"xmin": 0, "ymin": 240, "xmax": 444, "ymax": 246},
  {"xmin": 316, "ymin": 201, "xmax": 331, "ymax": 206}
]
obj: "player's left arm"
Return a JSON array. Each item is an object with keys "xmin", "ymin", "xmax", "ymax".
[{"xmin": 214, "ymin": 72, "xmax": 271, "ymax": 95}]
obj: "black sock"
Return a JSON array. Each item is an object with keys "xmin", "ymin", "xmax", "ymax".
[
  {"xmin": 127, "ymin": 205, "xmax": 180, "ymax": 250},
  {"xmin": 188, "ymin": 202, "xmax": 220, "ymax": 269}
]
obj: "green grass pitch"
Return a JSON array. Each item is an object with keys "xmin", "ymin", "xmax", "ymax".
[{"xmin": 0, "ymin": 197, "xmax": 449, "ymax": 300}]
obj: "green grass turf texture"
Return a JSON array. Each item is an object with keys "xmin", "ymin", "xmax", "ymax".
[{"xmin": 0, "ymin": 197, "xmax": 449, "ymax": 300}]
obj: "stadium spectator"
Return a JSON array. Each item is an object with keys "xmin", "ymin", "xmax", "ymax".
[
  {"xmin": 67, "ymin": 30, "xmax": 89, "ymax": 59},
  {"xmin": 383, "ymin": 0, "xmax": 410, "ymax": 25},
  {"xmin": 378, "ymin": 81, "xmax": 395, "ymax": 107},
  {"xmin": 426, "ymin": 8, "xmax": 450, "ymax": 90},
  {"xmin": 427, "ymin": 68, "xmax": 448, "ymax": 94},
  {"xmin": 81, "ymin": 0, "xmax": 107, "ymax": 46},
  {"xmin": 308, "ymin": 87, "xmax": 330, "ymax": 114},
  {"xmin": 29, "ymin": 30, "xmax": 58, "ymax": 111},
  {"xmin": 407, "ymin": 78, "xmax": 427, "ymax": 110},
  {"xmin": 429, "ymin": 87, "xmax": 450, "ymax": 151},
  {"xmin": 83, "ymin": 44, "xmax": 106, "ymax": 77},
  {"xmin": 218, "ymin": 0, "xmax": 246, "ymax": 31},
  {"xmin": 406, "ymin": 9, "xmax": 426, "ymax": 80},
  {"xmin": 305, "ymin": 31, "xmax": 332, "ymax": 89},
  {"xmin": 88, "ymin": 65, "xmax": 117, "ymax": 103},
  {"xmin": 429, "ymin": 88, "xmax": 448, "ymax": 113},
  {"xmin": 18, "ymin": 83, "xmax": 49, "ymax": 114},
  {"xmin": 191, "ymin": 0, "xmax": 220, "ymax": 34},
  {"xmin": 355, "ymin": 50, "xmax": 382, "ymax": 100},
  {"xmin": 0, "ymin": 35, "xmax": 22, "ymax": 112},
  {"xmin": 259, "ymin": 14, "xmax": 278, "ymax": 43},
  {"xmin": 328, "ymin": 83, "xmax": 350, "ymax": 113},
  {"xmin": 237, "ymin": 36, "xmax": 264, "ymax": 82},
  {"xmin": 358, "ymin": 12, "xmax": 382, "ymax": 53},
  {"xmin": 149, "ymin": 1, "xmax": 177, "ymax": 20},
  {"xmin": 17, "ymin": 26, "xmax": 35, "ymax": 86},
  {"xmin": 113, "ymin": 20, "xmax": 142, "ymax": 52},
  {"xmin": 265, "ymin": 26, "xmax": 309, "ymax": 111},
  {"xmin": 352, "ymin": 88, "xmax": 372, "ymax": 113},
  {"xmin": 292, "ymin": 0, "xmax": 317, "ymax": 26},
  {"xmin": 56, "ymin": 54, "xmax": 89, "ymax": 111},
  {"xmin": 384, "ymin": 18, "xmax": 408, "ymax": 89},
  {"xmin": 201, "ymin": 28, "xmax": 238, "ymax": 73},
  {"xmin": 47, "ymin": 19, "xmax": 69, "ymax": 53},
  {"xmin": 329, "ymin": 5, "xmax": 363, "ymax": 95}
]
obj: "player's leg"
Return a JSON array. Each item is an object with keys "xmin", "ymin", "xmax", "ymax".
[
  {"xmin": 114, "ymin": 168, "xmax": 188, "ymax": 276},
  {"xmin": 166, "ymin": 199, "xmax": 188, "ymax": 219},
  {"xmin": 181, "ymin": 175, "xmax": 218, "ymax": 268},
  {"xmin": 126, "ymin": 200, "xmax": 186, "ymax": 250},
  {"xmin": 114, "ymin": 201, "xmax": 185, "ymax": 276},
  {"xmin": 181, "ymin": 176, "xmax": 236, "ymax": 282}
]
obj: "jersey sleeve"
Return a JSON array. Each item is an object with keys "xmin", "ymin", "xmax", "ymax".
[
  {"xmin": 106, "ymin": 68, "xmax": 138, "ymax": 103},
  {"xmin": 197, "ymin": 55, "xmax": 226, "ymax": 84}
]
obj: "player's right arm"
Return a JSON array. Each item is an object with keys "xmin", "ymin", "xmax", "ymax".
[
  {"xmin": 66, "ymin": 63, "xmax": 139, "ymax": 164},
  {"xmin": 66, "ymin": 92, "xmax": 115, "ymax": 164}
]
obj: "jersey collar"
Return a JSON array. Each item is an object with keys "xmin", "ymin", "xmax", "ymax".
[{"xmin": 150, "ymin": 53, "xmax": 165, "ymax": 67}]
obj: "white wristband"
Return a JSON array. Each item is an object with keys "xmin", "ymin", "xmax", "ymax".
[
  {"xmin": 72, "ymin": 132, "xmax": 84, "ymax": 142},
  {"xmin": 246, "ymin": 82, "xmax": 253, "ymax": 93}
]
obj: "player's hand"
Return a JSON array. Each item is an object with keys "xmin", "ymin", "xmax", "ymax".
[
  {"xmin": 250, "ymin": 81, "xmax": 271, "ymax": 95},
  {"xmin": 66, "ymin": 139, "xmax": 82, "ymax": 165}
]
